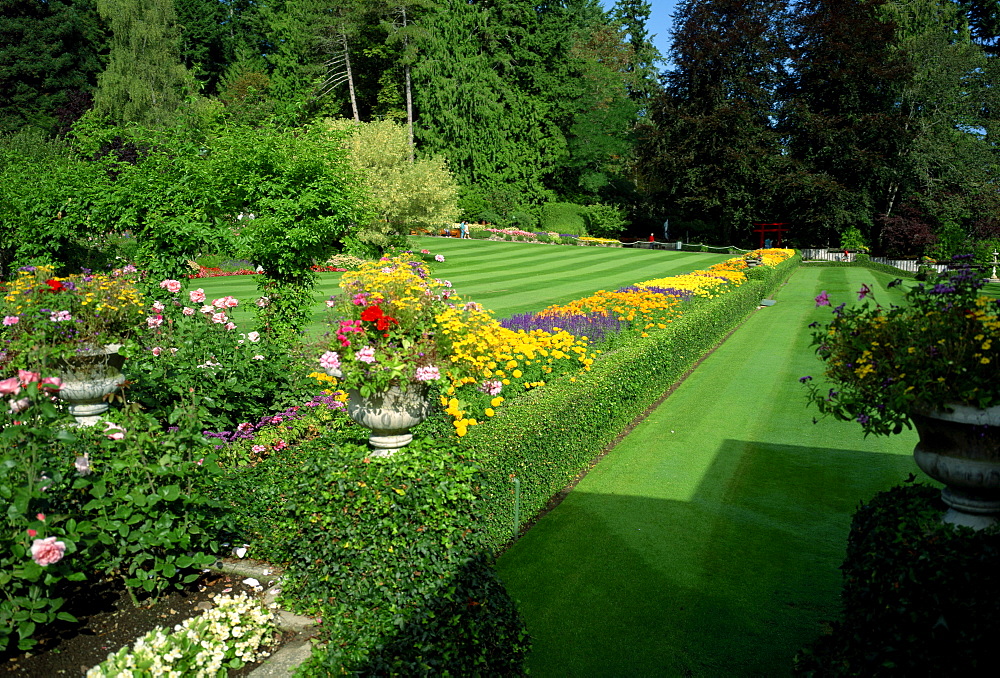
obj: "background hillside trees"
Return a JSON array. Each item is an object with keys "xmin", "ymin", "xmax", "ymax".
[{"xmin": 2, "ymin": 0, "xmax": 998, "ymax": 255}]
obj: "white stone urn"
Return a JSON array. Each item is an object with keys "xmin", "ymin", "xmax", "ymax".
[
  {"xmin": 326, "ymin": 367, "xmax": 430, "ymax": 457},
  {"xmin": 911, "ymin": 404, "xmax": 1000, "ymax": 530},
  {"xmin": 54, "ymin": 344, "xmax": 125, "ymax": 426}
]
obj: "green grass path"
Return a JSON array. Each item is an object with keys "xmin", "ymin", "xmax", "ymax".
[{"xmin": 495, "ymin": 266, "xmax": 925, "ymax": 677}]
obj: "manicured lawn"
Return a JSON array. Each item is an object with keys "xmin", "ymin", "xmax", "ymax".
[
  {"xmin": 194, "ymin": 238, "xmax": 731, "ymax": 336},
  {"xmin": 494, "ymin": 265, "xmax": 924, "ymax": 676}
]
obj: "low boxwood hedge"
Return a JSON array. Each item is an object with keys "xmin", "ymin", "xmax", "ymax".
[
  {"xmin": 466, "ymin": 254, "xmax": 800, "ymax": 550},
  {"xmin": 794, "ymin": 483, "xmax": 1000, "ymax": 676},
  {"xmin": 216, "ymin": 437, "xmax": 529, "ymax": 675}
]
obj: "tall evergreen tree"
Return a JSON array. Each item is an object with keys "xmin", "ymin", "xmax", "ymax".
[
  {"xmin": 640, "ymin": 0, "xmax": 788, "ymax": 244},
  {"xmin": 261, "ymin": 0, "xmax": 328, "ymax": 110},
  {"xmin": 778, "ymin": 0, "xmax": 912, "ymax": 246},
  {"xmin": 93, "ymin": 0, "xmax": 191, "ymax": 126},
  {"xmin": 612, "ymin": 0, "xmax": 662, "ymax": 103},
  {"xmin": 0, "ymin": 0, "xmax": 107, "ymax": 135},
  {"xmin": 175, "ymin": 0, "xmax": 228, "ymax": 95},
  {"xmin": 412, "ymin": 0, "xmax": 563, "ymax": 212}
]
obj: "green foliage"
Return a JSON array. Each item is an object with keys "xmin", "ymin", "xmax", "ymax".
[
  {"xmin": 584, "ymin": 203, "xmax": 629, "ymax": 238},
  {"xmin": 325, "ymin": 118, "xmax": 461, "ymax": 247},
  {"xmin": 0, "ymin": 0, "xmax": 106, "ymax": 136},
  {"xmin": 0, "ymin": 129, "xmax": 110, "ymax": 277},
  {"xmin": 540, "ymin": 202, "xmax": 589, "ymax": 236},
  {"xmin": 0, "ymin": 396, "xmax": 228, "ymax": 652},
  {"xmin": 795, "ymin": 483, "xmax": 1000, "ymax": 676},
  {"xmin": 641, "ymin": 0, "xmax": 786, "ymax": 245},
  {"xmin": 216, "ymin": 437, "xmax": 530, "ymax": 674},
  {"xmin": 466, "ymin": 254, "xmax": 801, "ymax": 549},
  {"xmin": 93, "ymin": 0, "xmax": 192, "ymax": 127},
  {"xmin": 206, "ymin": 123, "xmax": 368, "ymax": 281},
  {"xmin": 838, "ymin": 225, "xmax": 869, "ymax": 251}
]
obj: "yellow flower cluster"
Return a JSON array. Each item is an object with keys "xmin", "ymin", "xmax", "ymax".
[
  {"xmin": 306, "ymin": 371, "xmax": 349, "ymax": 401},
  {"xmin": 434, "ymin": 304, "xmax": 597, "ymax": 434}
]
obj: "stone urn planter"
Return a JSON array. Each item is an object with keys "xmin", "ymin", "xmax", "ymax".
[
  {"xmin": 326, "ymin": 367, "xmax": 430, "ymax": 457},
  {"xmin": 911, "ymin": 404, "xmax": 1000, "ymax": 530},
  {"xmin": 54, "ymin": 344, "xmax": 125, "ymax": 426}
]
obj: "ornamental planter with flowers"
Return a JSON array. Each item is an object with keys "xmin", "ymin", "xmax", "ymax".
[
  {"xmin": 319, "ymin": 255, "xmax": 473, "ymax": 455},
  {"xmin": 804, "ymin": 256, "xmax": 1000, "ymax": 528},
  {"xmin": 1, "ymin": 266, "xmax": 143, "ymax": 423}
]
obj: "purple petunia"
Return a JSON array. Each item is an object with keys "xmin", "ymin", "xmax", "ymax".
[{"xmin": 815, "ymin": 291, "xmax": 830, "ymax": 307}]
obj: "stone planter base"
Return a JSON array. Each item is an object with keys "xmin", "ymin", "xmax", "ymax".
[{"xmin": 912, "ymin": 404, "xmax": 1000, "ymax": 530}]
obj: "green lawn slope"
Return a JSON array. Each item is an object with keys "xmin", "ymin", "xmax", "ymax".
[{"xmin": 494, "ymin": 265, "xmax": 924, "ymax": 676}]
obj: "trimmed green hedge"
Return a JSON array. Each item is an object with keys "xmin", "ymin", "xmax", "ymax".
[
  {"xmin": 466, "ymin": 255, "xmax": 801, "ymax": 550},
  {"xmin": 795, "ymin": 483, "xmax": 1000, "ymax": 676},
  {"xmin": 216, "ymin": 437, "xmax": 529, "ymax": 675}
]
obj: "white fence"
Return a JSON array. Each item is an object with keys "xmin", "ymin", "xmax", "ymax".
[{"xmin": 799, "ymin": 249, "xmax": 947, "ymax": 274}]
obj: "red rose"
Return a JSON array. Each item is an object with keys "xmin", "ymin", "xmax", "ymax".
[{"xmin": 44, "ymin": 279, "xmax": 65, "ymax": 293}]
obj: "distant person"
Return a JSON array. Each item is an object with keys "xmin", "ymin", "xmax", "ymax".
[
  {"xmin": 460, "ymin": 221, "xmax": 470, "ymax": 239},
  {"xmin": 663, "ymin": 219, "xmax": 669, "ymax": 241},
  {"xmin": 648, "ymin": 233, "xmax": 655, "ymax": 242}
]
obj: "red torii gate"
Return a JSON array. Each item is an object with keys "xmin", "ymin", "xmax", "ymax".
[{"xmin": 752, "ymin": 222, "xmax": 790, "ymax": 249}]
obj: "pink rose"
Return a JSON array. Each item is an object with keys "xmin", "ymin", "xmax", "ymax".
[
  {"xmin": 247, "ymin": 331, "xmax": 260, "ymax": 342},
  {"xmin": 39, "ymin": 377, "xmax": 61, "ymax": 391},
  {"xmin": 159, "ymin": 279, "xmax": 182, "ymax": 293},
  {"xmin": 224, "ymin": 322, "xmax": 236, "ymax": 331},
  {"xmin": 199, "ymin": 305, "xmax": 214, "ymax": 314},
  {"xmin": 435, "ymin": 254, "xmax": 445, "ymax": 262},
  {"xmin": 2, "ymin": 315, "xmax": 18, "ymax": 326},
  {"xmin": 253, "ymin": 355, "xmax": 265, "ymax": 360},
  {"xmin": 211, "ymin": 312, "xmax": 227, "ymax": 324},
  {"xmin": 151, "ymin": 300, "xmax": 165, "ymax": 312},
  {"xmin": 103, "ymin": 421, "xmax": 125, "ymax": 440},
  {"xmin": 151, "ymin": 346, "xmax": 163, "ymax": 356},
  {"xmin": 0, "ymin": 377, "xmax": 20, "ymax": 396},
  {"xmin": 30, "ymin": 536, "xmax": 66, "ymax": 566},
  {"xmin": 146, "ymin": 315, "xmax": 163, "ymax": 328},
  {"xmin": 18, "ymin": 370, "xmax": 40, "ymax": 386},
  {"xmin": 252, "ymin": 444, "xmax": 267, "ymax": 454},
  {"xmin": 37, "ymin": 513, "xmax": 45, "ymax": 521},
  {"xmin": 182, "ymin": 307, "xmax": 195, "ymax": 316},
  {"xmin": 222, "ymin": 296, "xmax": 239, "ymax": 309},
  {"xmin": 26, "ymin": 528, "xmax": 36, "ymax": 538},
  {"xmin": 356, "ymin": 346, "xmax": 377, "ymax": 364},
  {"xmin": 189, "ymin": 288, "xmax": 206, "ymax": 304}
]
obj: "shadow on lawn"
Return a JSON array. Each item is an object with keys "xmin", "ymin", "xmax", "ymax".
[{"xmin": 497, "ymin": 439, "xmax": 918, "ymax": 677}]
